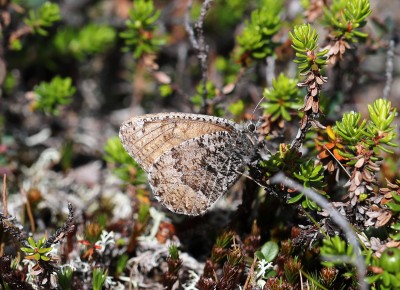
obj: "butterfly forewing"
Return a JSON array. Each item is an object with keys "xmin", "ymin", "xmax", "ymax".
[{"xmin": 119, "ymin": 113, "xmax": 239, "ymax": 171}]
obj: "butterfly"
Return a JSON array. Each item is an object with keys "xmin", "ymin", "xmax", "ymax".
[{"xmin": 119, "ymin": 112, "xmax": 258, "ymax": 215}]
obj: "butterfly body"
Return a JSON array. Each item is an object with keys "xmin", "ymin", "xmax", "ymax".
[{"xmin": 119, "ymin": 113, "xmax": 257, "ymax": 215}]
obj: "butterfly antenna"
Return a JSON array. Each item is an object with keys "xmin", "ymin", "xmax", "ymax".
[
  {"xmin": 235, "ymin": 169, "xmax": 266, "ymax": 189},
  {"xmin": 249, "ymin": 96, "xmax": 266, "ymax": 130},
  {"xmin": 251, "ymin": 96, "xmax": 265, "ymax": 119}
]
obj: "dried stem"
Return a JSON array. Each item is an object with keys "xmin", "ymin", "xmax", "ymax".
[
  {"xmin": 291, "ymin": 68, "xmax": 327, "ymax": 149},
  {"xmin": 242, "ymin": 256, "xmax": 257, "ymax": 290},
  {"xmin": 22, "ymin": 188, "xmax": 36, "ymax": 233},
  {"xmin": 44, "ymin": 203, "xmax": 75, "ymax": 247},
  {"xmin": 2, "ymin": 174, "xmax": 7, "ymax": 217},
  {"xmin": 184, "ymin": 0, "xmax": 213, "ymax": 113},
  {"xmin": 0, "ymin": 174, "xmax": 7, "ymax": 256},
  {"xmin": 270, "ymin": 173, "xmax": 367, "ymax": 290},
  {"xmin": 382, "ymin": 39, "xmax": 395, "ymax": 99}
]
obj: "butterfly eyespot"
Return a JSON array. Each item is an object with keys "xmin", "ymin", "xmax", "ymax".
[{"xmin": 247, "ymin": 123, "xmax": 256, "ymax": 132}]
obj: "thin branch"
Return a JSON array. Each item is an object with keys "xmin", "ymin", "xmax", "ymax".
[
  {"xmin": 323, "ymin": 145, "xmax": 351, "ymax": 178},
  {"xmin": 243, "ymin": 256, "xmax": 257, "ymax": 290},
  {"xmin": 382, "ymin": 39, "xmax": 395, "ymax": 99},
  {"xmin": 21, "ymin": 188, "xmax": 36, "ymax": 233},
  {"xmin": 184, "ymin": 0, "xmax": 198, "ymax": 50},
  {"xmin": 2, "ymin": 174, "xmax": 7, "ymax": 217},
  {"xmin": 270, "ymin": 173, "xmax": 367, "ymax": 290},
  {"xmin": 44, "ymin": 203, "xmax": 75, "ymax": 247},
  {"xmin": 184, "ymin": 0, "xmax": 213, "ymax": 113},
  {"xmin": 0, "ymin": 174, "xmax": 7, "ymax": 256}
]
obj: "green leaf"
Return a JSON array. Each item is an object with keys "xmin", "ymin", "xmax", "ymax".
[
  {"xmin": 288, "ymin": 193, "xmax": 304, "ymax": 204},
  {"xmin": 391, "ymin": 192, "xmax": 400, "ymax": 203},
  {"xmin": 41, "ymin": 255, "xmax": 51, "ymax": 261},
  {"xmin": 387, "ymin": 201, "xmax": 400, "ymax": 213},
  {"xmin": 259, "ymin": 241, "xmax": 279, "ymax": 262},
  {"xmin": 28, "ymin": 237, "xmax": 36, "ymax": 248},
  {"xmin": 38, "ymin": 247, "xmax": 52, "ymax": 254},
  {"xmin": 20, "ymin": 247, "xmax": 35, "ymax": 253}
]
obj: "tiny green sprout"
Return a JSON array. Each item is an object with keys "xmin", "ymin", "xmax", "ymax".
[
  {"xmin": 4, "ymin": 72, "xmax": 17, "ymax": 94},
  {"xmin": 32, "ymin": 76, "xmax": 76, "ymax": 115},
  {"xmin": 165, "ymin": 243, "xmax": 182, "ymax": 280},
  {"xmin": 191, "ymin": 81, "xmax": 217, "ymax": 110},
  {"xmin": 261, "ymin": 73, "xmax": 302, "ymax": 121},
  {"xmin": 53, "ymin": 24, "xmax": 116, "ymax": 60},
  {"xmin": 283, "ymin": 256, "xmax": 301, "ymax": 285},
  {"xmin": 290, "ymin": 24, "xmax": 328, "ymax": 73},
  {"xmin": 104, "ymin": 136, "xmax": 147, "ymax": 184},
  {"xmin": 21, "ymin": 236, "xmax": 53, "ymax": 262},
  {"xmin": 9, "ymin": 38, "xmax": 22, "ymax": 51},
  {"xmin": 226, "ymin": 247, "xmax": 243, "ymax": 266},
  {"xmin": 168, "ymin": 244, "xmax": 180, "ymax": 260},
  {"xmin": 11, "ymin": 257, "xmax": 20, "ymax": 270},
  {"xmin": 57, "ymin": 266, "xmax": 74, "ymax": 290},
  {"xmin": 137, "ymin": 203, "xmax": 150, "ymax": 224},
  {"xmin": 159, "ymin": 84, "xmax": 173, "ymax": 97},
  {"xmin": 215, "ymin": 232, "xmax": 233, "ymax": 249},
  {"xmin": 335, "ymin": 111, "xmax": 367, "ymax": 146},
  {"xmin": 323, "ymin": 0, "xmax": 371, "ymax": 41},
  {"xmin": 211, "ymin": 231, "xmax": 233, "ymax": 262},
  {"xmin": 320, "ymin": 236, "xmax": 355, "ymax": 268},
  {"xmin": 92, "ymin": 268, "xmax": 108, "ymax": 290},
  {"xmin": 115, "ymin": 254, "xmax": 129, "ymax": 277},
  {"xmin": 289, "ymin": 160, "xmax": 326, "ymax": 211},
  {"xmin": 207, "ymin": 0, "xmax": 248, "ymax": 30},
  {"xmin": 237, "ymin": 0, "xmax": 283, "ymax": 61},
  {"xmin": 366, "ymin": 99, "xmax": 397, "ymax": 153},
  {"xmin": 333, "ymin": 99, "xmax": 397, "ymax": 156},
  {"xmin": 120, "ymin": 0, "xmax": 165, "ymax": 58},
  {"xmin": 228, "ymin": 100, "xmax": 245, "ymax": 117},
  {"xmin": 24, "ymin": 2, "xmax": 61, "ymax": 36},
  {"xmin": 358, "ymin": 193, "xmax": 368, "ymax": 202},
  {"xmin": 215, "ymin": 56, "xmax": 240, "ymax": 84}
]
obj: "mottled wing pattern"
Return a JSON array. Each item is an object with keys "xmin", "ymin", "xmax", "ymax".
[
  {"xmin": 148, "ymin": 131, "xmax": 246, "ymax": 215},
  {"xmin": 119, "ymin": 113, "xmax": 239, "ymax": 172}
]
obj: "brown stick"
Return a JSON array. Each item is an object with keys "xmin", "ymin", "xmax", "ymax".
[
  {"xmin": 2, "ymin": 174, "xmax": 7, "ymax": 216},
  {"xmin": 0, "ymin": 174, "xmax": 7, "ymax": 256},
  {"xmin": 22, "ymin": 188, "xmax": 36, "ymax": 233}
]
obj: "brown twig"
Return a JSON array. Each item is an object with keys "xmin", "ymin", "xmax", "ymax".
[
  {"xmin": 243, "ymin": 256, "xmax": 257, "ymax": 290},
  {"xmin": 8, "ymin": 25, "xmax": 32, "ymax": 47},
  {"xmin": 22, "ymin": 188, "xmax": 36, "ymax": 233},
  {"xmin": 184, "ymin": 0, "xmax": 213, "ymax": 113},
  {"xmin": 291, "ymin": 67, "xmax": 327, "ymax": 150},
  {"xmin": 0, "ymin": 174, "xmax": 7, "ymax": 256},
  {"xmin": 2, "ymin": 174, "xmax": 7, "ymax": 217}
]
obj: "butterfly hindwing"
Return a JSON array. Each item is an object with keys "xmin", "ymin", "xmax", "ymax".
[{"xmin": 148, "ymin": 131, "xmax": 246, "ymax": 215}]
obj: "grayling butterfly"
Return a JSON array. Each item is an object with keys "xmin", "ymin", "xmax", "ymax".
[{"xmin": 119, "ymin": 112, "xmax": 257, "ymax": 215}]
